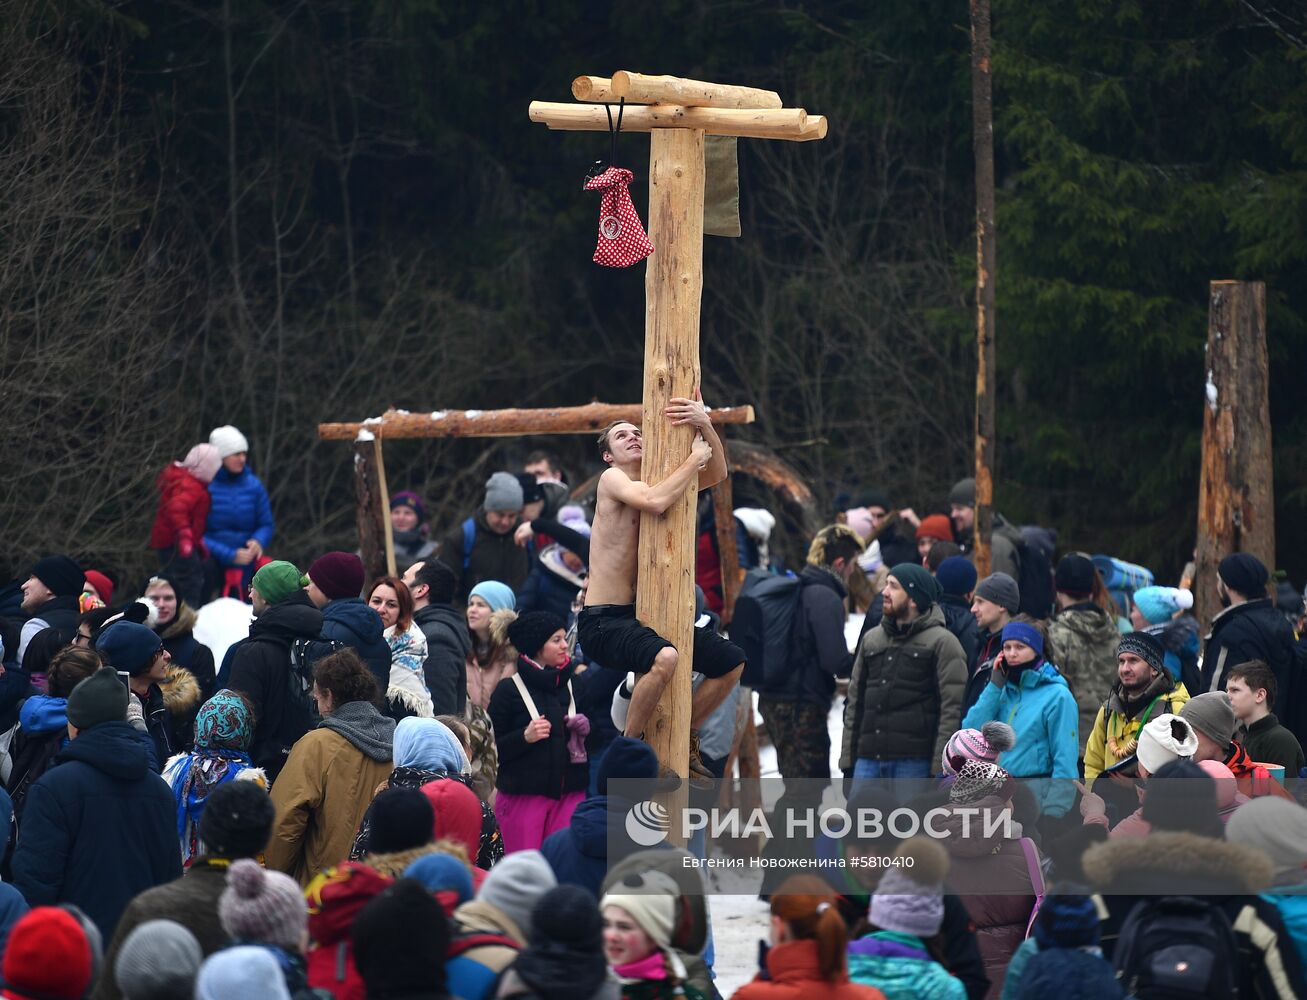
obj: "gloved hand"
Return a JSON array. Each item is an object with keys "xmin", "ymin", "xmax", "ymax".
[
  {"xmin": 176, "ymin": 528, "xmax": 194, "ymax": 559},
  {"xmin": 126, "ymin": 692, "xmax": 147, "ymax": 733}
]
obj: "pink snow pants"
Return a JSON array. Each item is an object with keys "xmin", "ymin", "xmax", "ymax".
[{"xmin": 494, "ymin": 789, "xmax": 584, "ymax": 854}]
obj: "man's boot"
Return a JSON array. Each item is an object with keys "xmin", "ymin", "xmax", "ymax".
[{"xmin": 688, "ymin": 730, "xmax": 715, "ymax": 790}]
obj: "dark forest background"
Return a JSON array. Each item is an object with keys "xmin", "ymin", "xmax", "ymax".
[{"xmin": 3, "ymin": 0, "xmax": 1305, "ymax": 592}]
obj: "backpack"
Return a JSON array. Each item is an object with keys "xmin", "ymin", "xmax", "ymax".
[
  {"xmin": 287, "ymin": 637, "xmax": 347, "ymax": 723},
  {"xmin": 446, "ymin": 927, "xmax": 520, "ymax": 960},
  {"xmin": 462, "ymin": 517, "xmax": 477, "ymax": 570},
  {"xmin": 1113, "ymin": 895, "xmax": 1238, "ymax": 998},
  {"xmin": 733, "ymin": 569, "xmax": 805, "ymax": 689},
  {"xmin": 1015, "ymin": 525, "xmax": 1056, "ymax": 619}
]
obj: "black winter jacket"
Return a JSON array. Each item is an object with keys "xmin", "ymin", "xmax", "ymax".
[
  {"xmin": 11, "ymin": 721, "xmax": 180, "ymax": 941},
  {"xmin": 413, "ymin": 604, "xmax": 471, "ymax": 716},
  {"xmin": 440, "ymin": 510, "xmax": 532, "ymax": 602},
  {"xmin": 488, "ymin": 657, "xmax": 589, "ymax": 798},
  {"xmin": 320, "ymin": 598, "xmax": 390, "ymax": 693},
  {"xmin": 1203, "ymin": 598, "xmax": 1306, "ymax": 744},
  {"xmin": 757, "ymin": 565, "xmax": 853, "ymax": 707},
  {"xmin": 227, "ymin": 591, "xmax": 325, "ymax": 780},
  {"xmin": 939, "ymin": 595, "xmax": 980, "ymax": 669}
]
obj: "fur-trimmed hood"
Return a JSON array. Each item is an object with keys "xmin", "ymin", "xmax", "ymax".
[
  {"xmin": 1082, "ymin": 831, "xmax": 1274, "ymax": 895},
  {"xmin": 364, "ymin": 839, "xmax": 469, "ymax": 879},
  {"xmin": 159, "ymin": 602, "xmax": 199, "ymax": 642},
  {"xmin": 159, "ymin": 663, "xmax": 202, "ymax": 718},
  {"xmin": 488, "ymin": 608, "xmax": 517, "ymax": 652}
]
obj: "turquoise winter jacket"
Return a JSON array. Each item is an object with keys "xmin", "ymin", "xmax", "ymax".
[
  {"xmin": 962, "ymin": 661, "xmax": 1079, "ymax": 816},
  {"xmin": 847, "ymin": 930, "xmax": 967, "ymax": 1000}
]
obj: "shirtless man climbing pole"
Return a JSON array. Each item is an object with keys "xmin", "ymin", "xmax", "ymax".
[{"xmin": 578, "ymin": 391, "xmax": 745, "ymax": 784}]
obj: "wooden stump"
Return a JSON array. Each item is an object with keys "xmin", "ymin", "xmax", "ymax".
[{"xmin": 1194, "ymin": 281, "xmax": 1275, "ymax": 629}]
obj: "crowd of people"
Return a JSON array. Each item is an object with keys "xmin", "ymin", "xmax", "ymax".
[{"xmin": 0, "ymin": 422, "xmax": 1305, "ymax": 1000}]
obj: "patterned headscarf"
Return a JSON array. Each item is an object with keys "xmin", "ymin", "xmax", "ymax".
[{"xmin": 195, "ymin": 690, "xmax": 255, "ymax": 751}]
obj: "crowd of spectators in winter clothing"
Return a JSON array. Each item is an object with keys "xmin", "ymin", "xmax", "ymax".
[{"xmin": 1, "ymin": 432, "xmax": 1307, "ymax": 999}]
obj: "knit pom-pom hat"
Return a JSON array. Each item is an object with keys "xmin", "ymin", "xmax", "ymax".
[
  {"xmin": 941, "ymin": 721, "xmax": 1016, "ymax": 777},
  {"xmin": 218, "ymin": 858, "xmax": 307, "ymax": 953}
]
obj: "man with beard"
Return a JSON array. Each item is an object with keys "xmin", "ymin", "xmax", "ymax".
[
  {"xmin": 1082, "ymin": 631, "xmax": 1190, "ymax": 788},
  {"xmin": 841, "ymin": 563, "xmax": 967, "ymax": 785}
]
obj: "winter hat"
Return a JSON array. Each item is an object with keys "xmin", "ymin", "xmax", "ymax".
[
  {"xmin": 478, "ymin": 850, "xmax": 557, "ymax": 937},
  {"xmin": 65, "ymin": 668, "xmax": 129, "ymax": 730},
  {"xmin": 113, "ymin": 919, "xmax": 202, "ymax": 1000},
  {"xmin": 529, "ymin": 884, "xmax": 603, "ymax": 951},
  {"xmin": 180, "ymin": 443, "xmax": 223, "ymax": 484},
  {"xmin": 208, "ymin": 425, "xmax": 249, "ymax": 459},
  {"xmin": 218, "ymin": 858, "xmax": 307, "ymax": 953},
  {"xmin": 869, "ymin": 838, "xmax": 949, "ymax": 939},
  {"xmin": 1140, "ymin": 759, "xmax": 1223, "ymax": 838},
  {"xmin": 305, "ymin": 551, "xmax": 365, "ymax": 601},
  {"xmin": 598, "ymin": 736, "xmax": 660, "ymax": 795},
  {"xmin": 844, "ymin": 507, "xmax": 874, "ymax": 542},
  {"xmin": 1133, "ymin": 586, "xmax": 1194, "ymax": 625},
  {"xmin": 974, "ymin": 572, "xmax": 1020, "ymax": 614},
  {"xmin": 1118, "ymin": 631, "xmax": 1168, "ymax": 677},
  {"xmin": 915, "ymin": 514, "xmax": 954, "ymax": 543},
  {"xmin": 404, "ymin": 853, "xmax": 474, "ymax": 910},
  {"xmin": 82, "ymin": 569, "xmax": 114, "ymax": 606},
  {"xmin": 421, "ymin": 780, "xmax": 484, "ymax": 863},
  {"xmin": 507, "ymin": 610, "xmax": 568, "ymax": 659},
  {"xmin": 389, "ymin": 490, "xmax": 427, "ymax": 523},
  {"xmin": 29, "ymin": 555, "xmax": 85, "ymax": 598},
  {"xmin": 1197, "ymin": 759, "xmax": 1246, "ymax": 812},
  {"xmin": 559, "ymin": 504, "xmax": 593, "ymax": 537},
  {"xmin": 948, "ymin": 760, "xmax": 1014, "ymax": 804},
  {"xmin": 1226, "ymin": 797, "xmax": 1307, "ymax": 880},
  {"xmin": 367, "ymin": 787, "xmax": 435, "ymax": 855},
  {"xmin": 947, "ymin": 478, "xmax": 976, "ymax": 507},
  {"xmin": 1179, "ymin": 692, "xmax": 1237, "ymax": 748},
  {"xmin": 515, "ymin": 474, "xmax": 545, "ymax": 507},
  {"xmin": 1000, "ymin": 620, "xmax": 1044, "ymax": 659},
  {"xmin": 352, "ymin": 879, "xmax": 450, "ymax": 997},
  {"xmin": 601, "ymin": 870, "xmax": 680, "ymax": 953},
  {"xmin": 1218, "ymin": 552, "xmax": 1270, "ymax": 597},
  {"xmin": 251, "ymin": 560, "xmax": 302, "ymax": 606},
  {"xmin": 941, "ymin": 721, "xmax": 1017, "ymax": 778},
  {"xmin": 194, "ymin": 689, "xmax": 255, "ymax": 751},
  {"xmin": 393, "ymin": 716, "xmax": 470, "ymax": 774},
  {"xmin": 194, "ymin": 947, "xmax": 291, "ymax": 1000},
  {"xmin": 483, "ymin": 472, "xmax": 525, "ymax": 513},
  {"xmin": 94, "ymin": 621, "xmax": 163, "ymax": 676},
  {"xmin": 199, "ymin": 779, "xmax": 275, "ymax": 860},
  {"xmin": 1, "ymin": 907, "xmax": 93, "ymax": 1000},
  {"xmin": 935, "ymin": 556, "xmax": 977, "ymax": 597},
  {"xmin": 1054, "ymin": 554, "xmax": 1097, "ymax": 597},
  {"xmin": 888, "ymin": 563, "xmax": 941, "ymax": 611},
  {"xmin": 468, "ymin": 580, "xmax": 516, "ymax": 612},
  {"xmin": 1031, "ymin": 887, "xmax": 1100, "ymax": 950},
  {"xmin": 1135, "ymin": 714, "xmax": 1199, "ymax": 775}
]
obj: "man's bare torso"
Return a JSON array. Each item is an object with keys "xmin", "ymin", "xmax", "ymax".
[{"xmin": 585, "ymin": 466, "xmax": 641, "ymax": 606}]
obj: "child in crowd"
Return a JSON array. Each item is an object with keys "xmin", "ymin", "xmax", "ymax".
[{"xmin": 602, "ymin": 871, "xmax": 707, "ymax": 1000}]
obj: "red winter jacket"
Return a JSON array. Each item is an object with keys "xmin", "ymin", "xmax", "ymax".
[
  {"xmin": 305, "ymin": 862, "xmax": 393, "ymax": 1000},
  {"xmin": 732, "ymin": 940, "xmax": 886, "ymax": 1000},
  {"xmin": 149, "ymin": 464, "xmax": 211, "ymax": 549}
]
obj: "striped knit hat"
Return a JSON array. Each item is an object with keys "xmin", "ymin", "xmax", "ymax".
[{"xmin": 941, "ymin": 721, "xmax": 1016, "ymax": 778}]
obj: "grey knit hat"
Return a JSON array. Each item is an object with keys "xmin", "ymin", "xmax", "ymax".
[
  {"xmin": 948, "ymin": 477, "xmax": 976, "ymax": 507},
  {"xmin": 869, "ymin": 837, "xmax": 949, "ymax": 939},
  {"xmin": 1180, "ymin": 692, "xmax": 1237, "ymax": 747},
  {"xmin": 218, "ymin": 859, "xmax": 307, "ymax": 953},
  {"xmin": 483, "ymin": 472, "xmax": 524, "ymax": 513},
  {"xmin": 1226, "ymin": 797, "xmax": 1307, "ymax": 879},
  {"xmin": 974, "ymin": 572, "xmax": 1020, "ymax": 614},
  {"xmin": 478, "ymin": 850, "xmax": 557, "ymax": 936},
  {"xmin": 114, "ymin": 920, "xmax": 202, "ymax": 1000}
]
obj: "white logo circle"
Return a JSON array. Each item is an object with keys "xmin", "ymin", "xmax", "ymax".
[
  {"xmin": 600, "ymin": 216, "xmax": 623, "ymax": 240},
  {"xmin": 625, "ymin": 800, "xmax": 670, "ymax": 847}
]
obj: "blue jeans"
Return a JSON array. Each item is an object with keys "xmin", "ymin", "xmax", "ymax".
[{"xmin": 851, "ymin": 757, "xmax": 931, "ymax": 799}]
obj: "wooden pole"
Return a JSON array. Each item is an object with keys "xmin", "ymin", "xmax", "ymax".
[
  {"xmin": 970, "ymin": 0, "xmax": 997, "ymax": 578},
  {"xmin": 610, "ymin": 71, "xmax": 783, "ymax": 109},
  {"xmin": 712, "ymin": 467, "xmax": 743, "ymax": 626},
  {"xmin": 373, "ymin": 436, "xmax": 397, "ymax": 578},
  {"xmin": 1194, "ymin": 281, "xmax": 1275, "ymax": 629},
  {"xmin": 354, "ymin": 432, "xmax": 389, "ymax": 583},
  {"xmin": 636, "ymin": 127, "xmax": 706, "ymax": 802},
  {"xmin": 318, "ymin": 402, "xmax": 754, "ymax": 441},
  {"xmin": 527, "ymin": 103, "xmax": 826, "ymax": 142}
]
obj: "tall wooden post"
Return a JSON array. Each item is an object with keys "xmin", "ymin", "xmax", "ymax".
[
  {"xmin": 711, "ymin": 467, "xmax": 743, "ymax": 625},
  {"xmin": 970, "ymin": 0, "xmax": 997, "ymax": 577},
  {"xmin": 637, "ymin": 127, "xmax": 706, "ymax": 785},
  {"xmin": 1194, "ymin": 281, "xmax": 1275, "ymax": 629},
  {"xmin": 354, "ymin": 432, "xmax": 389, "ymax": 582}
]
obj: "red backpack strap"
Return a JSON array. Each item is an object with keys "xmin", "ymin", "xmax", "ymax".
[{"xmin": 447, "ymin": 930, "xmax": 520, "ymax": 959}]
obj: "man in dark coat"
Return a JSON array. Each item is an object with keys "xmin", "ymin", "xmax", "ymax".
[
  {"xmin": 227, "ymin": 561, "xmax": 325, "ymax": 780},
  {"xmin": 92, "ymin": 780, "xmax": 276, "ymax": 1000},
  {"xmin": 17, "ymin": 554, "xmax": 84, "ymax": 662},
  {"xmin": 935, "ymin": 555, "xmax": 980, "ymax": 669},
  {"xmin": 439, "ymin": 472, "xmax": 531, "ymax": 602},
  {"xmin": 11, "ymin": 668, "xmax": 180, "ymax": 941},
  {"xmin": 1202, "ymin": 552, "xmax": 1305, "ymax": 744},
  {"xmin": 403, "ymin": 558, "xmax": 471, "ymax": 716},
  {"xmin": 304, "ymin": 551, "xmax": 390, "ymax": 692}
]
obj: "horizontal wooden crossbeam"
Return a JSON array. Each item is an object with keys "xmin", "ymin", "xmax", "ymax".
[
  {"xmin": 318, "ymin": 402, "xmax": 755, "ymax": 441},
  {"xmin": 572, "ymin": 73, "xmax": 782, "ymax": 110},
  {"xmin": 527, "ymin": 102, "xmax": 826, "ymax": 142}
]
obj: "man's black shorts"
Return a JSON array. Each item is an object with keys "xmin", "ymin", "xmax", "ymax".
[{"xmin": 576, "ymin": 604, "xmax": 744, "ymax": 679}]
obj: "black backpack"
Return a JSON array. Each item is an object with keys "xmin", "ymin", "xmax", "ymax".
[
  {"xmin": 733, "ymin": 569, "xmax": 805, "ymax": 690},
  {"xmin": 1113, "ymin": 896, "xmax": 1238, "ymax": 998},
  {"xmin": 286, "ymin": 636, "xmax": 347, "ymax": 724},
  {"xmin": 1015, "ymin": 525, "xmax": 1056, "ymax": 619}
]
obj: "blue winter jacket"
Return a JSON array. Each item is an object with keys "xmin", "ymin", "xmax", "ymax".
[
  {"xmin": 541, "ymin": 794, "xmax": 609, "ymax": 897},
  {"xmin": 962, "ymin": 661, "xmax": 1079, "ymax": 816},
  {"xmin": 847, "ymin": 930, "xmax": 967, "ymax": 1000},
  {"xmin": 11, "ymin": 721, "xmax": 180, "ymax": 940},
  {"xmin": 205, "ymin": 466, "xmax": 274, "ymax": 567},
  {"xmin": 1266, "ymin": 887, "xmax": 1307, "ymax": 972},
  {"xmin": 320, "ymin": 598, "xmax": 391, "ymax": 693}
]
